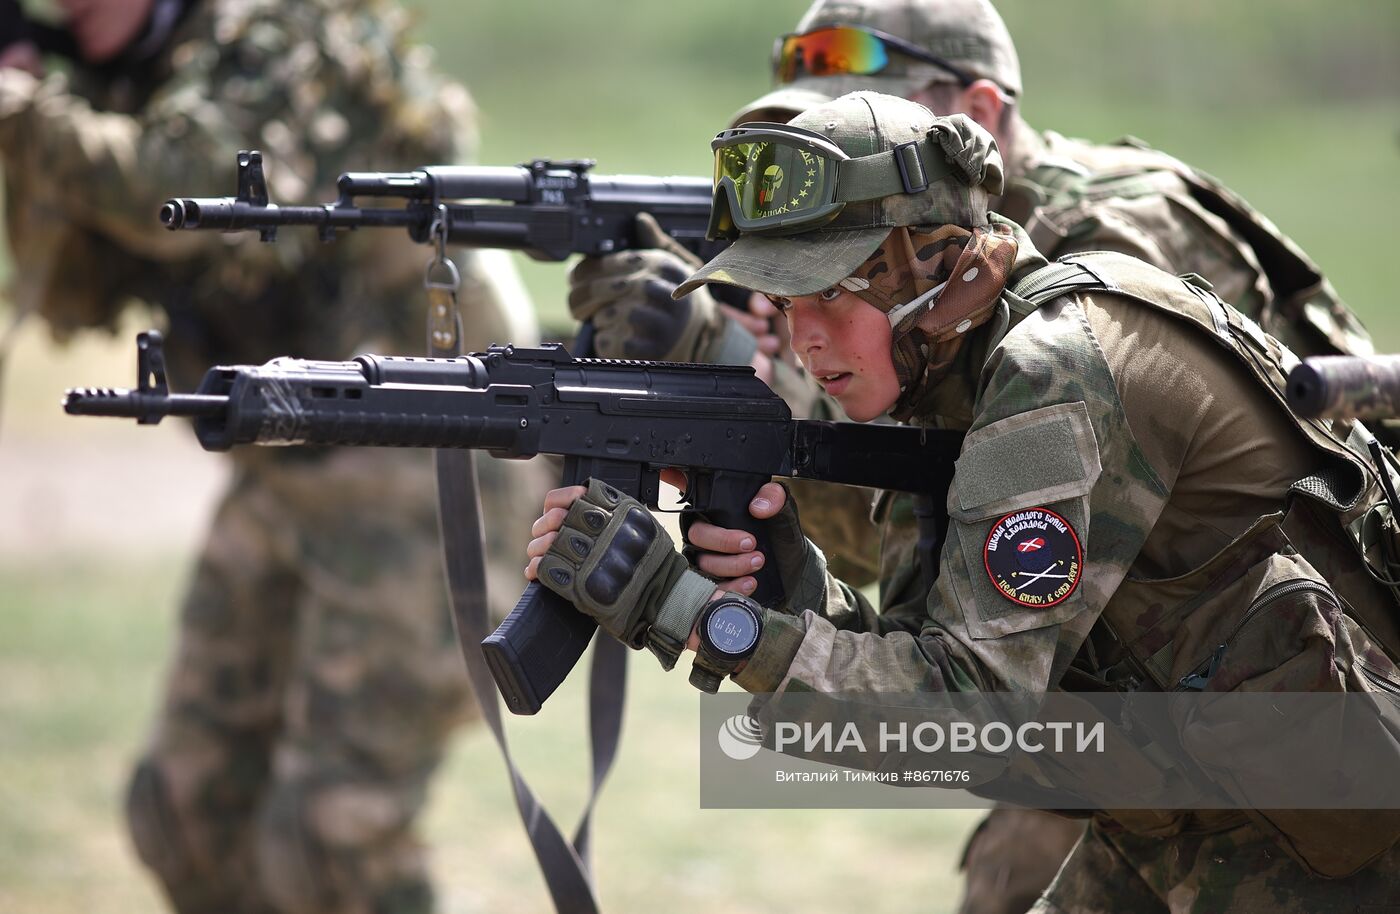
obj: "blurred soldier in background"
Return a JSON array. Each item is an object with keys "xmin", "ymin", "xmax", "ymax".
[
  {"xmin": 566, "ymin": 1, "xmax": 1380, "ymax": 912},
  {"xmin": 0, "ymin": 1, "xmax": 548, "ymax": 911}
]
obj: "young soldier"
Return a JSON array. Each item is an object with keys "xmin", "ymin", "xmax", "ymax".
[
  {"xmin": 527, "ymin": 92, "xmax": 1400, "ymax": 912},
  {"xmin": 566, "ymin": 3, "xmax": 1382, "ymax": 906},
  {"xmin": 0, "ymin": 1, "xmax": 548, "ymax": 911}
]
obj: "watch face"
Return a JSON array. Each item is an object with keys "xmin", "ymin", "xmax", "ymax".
[{"xmin": 705, "ymin": 602, "xmax": 760, "ymax": 657}]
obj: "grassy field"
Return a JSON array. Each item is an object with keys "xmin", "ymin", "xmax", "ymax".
[
  {"xmin": 0, "ymin": 555, "xmax": 984, "ymax": 914},
  {"xmin": 1, "ymin": 2, "xmax": 1398, "ymax": 912}
]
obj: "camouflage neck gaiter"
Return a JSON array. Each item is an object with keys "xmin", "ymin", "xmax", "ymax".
[{"xmin": 837, "ymin": 223, "xmax": 1019, "ymax": 421}]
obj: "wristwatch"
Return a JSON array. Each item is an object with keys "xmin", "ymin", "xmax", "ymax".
[{"xmin": 689, "ymin": 594, "xmax": 764, "ymax": 692}]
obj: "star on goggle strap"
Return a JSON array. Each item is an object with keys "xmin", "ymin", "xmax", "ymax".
[{"xmin": 707, "ymin": 122, "xmax": 957, "ymax": 239}]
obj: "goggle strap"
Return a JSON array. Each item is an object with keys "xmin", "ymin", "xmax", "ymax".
[{"xmin": 837, "ymin": 138, "xmax": 957, "ymax": 203}]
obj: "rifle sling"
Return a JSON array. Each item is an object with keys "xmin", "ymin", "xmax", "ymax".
[{"xmin": 427, "ymin": 272, "xmax": 624, "ymax": 914}]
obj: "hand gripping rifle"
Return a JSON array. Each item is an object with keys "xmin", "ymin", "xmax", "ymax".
[
  {"xmin": 139, "ymin": 150, "xmax": 858, "ymax": 912},
  {"xmin": 66, "ymin": 332, "xmax": 964, "ymax": 713}
]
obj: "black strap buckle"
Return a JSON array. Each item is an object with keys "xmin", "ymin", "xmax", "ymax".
[{"xmin": 894, "ymin": 141, "xmax": 929, "ymax": 194}]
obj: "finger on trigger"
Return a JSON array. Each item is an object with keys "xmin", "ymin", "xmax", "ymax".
[{"xmin": 660, "ymin": 467, "xmax": 688, "ymax": 492}]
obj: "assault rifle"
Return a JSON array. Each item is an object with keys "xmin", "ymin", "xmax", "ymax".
[
  {"xmin": 66, "ymin": 332, "xmax": 963, "ymax": 714},
  {"xmin": 162, "ymin": 150, "xmax": 723, "ymax": 352},
  {"xmin": 161, "ymin": 150, "xmax": 717, "ymax": 255}
]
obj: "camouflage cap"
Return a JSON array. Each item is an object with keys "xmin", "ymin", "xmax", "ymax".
[
  {"xmin": 731, "ymin": 0, "xmax": 1021, "ymax": 126},
  {"xmin": 677, "ymin": 92, "xmax": 1003, "ymax": 298}
]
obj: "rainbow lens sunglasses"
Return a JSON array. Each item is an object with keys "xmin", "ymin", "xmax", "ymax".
[
  {"xmin": 773, "ymin": 25, "xmax": 978, "ymax": 87},
  {"xmin": 707, "ymin": 122, "xmax": 957, "ymax": 239}
]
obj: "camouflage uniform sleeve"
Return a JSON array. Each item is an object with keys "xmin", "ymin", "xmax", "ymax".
[
  {"xmin": 0, "ymin": 63, "xmax": 253, "ymax": 264},
  {"xmin": 0, "ymin": 0, "xmax": 418, "ymax": 267},
  {"xmin": 734, "ymin": 297, "xmax": 1175, "ymax": 699},
  {"xmin": 1040, "ymin": 181, "xmax": 1269, "ymax": 319},
  {"xmin": 786, "ymin": 389, "xmax": 885, "ymax": 587}
]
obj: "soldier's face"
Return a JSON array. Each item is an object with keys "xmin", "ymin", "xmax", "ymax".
[
  {"xmin": 776, "ymin": 286, "xmax": 901, "ymax": 422},
  {"xmin": 58, "ymin": 0, "xmax": 154, "ymax": 63}
]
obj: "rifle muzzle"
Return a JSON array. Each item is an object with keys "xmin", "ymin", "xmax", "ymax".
[
  {"xmin": 63, "ymin": 387, "xmax": 228, "ymax": 424},
  {"xmin": 1287, "ymin": 355, "xmax": 1400, "ymax": 421}
]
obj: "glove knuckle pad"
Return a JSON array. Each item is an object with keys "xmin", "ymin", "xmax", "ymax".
[
  {"xmin": 615, "ymin": 506, "xmax": 657, "ymax": 551},
  {"xmin": 582, "ymin": 506, "xmax": 657, "ymax": 605},
  {"xmin": 643, "ymin": 277, "xmax": 681, "ymax": 304},
  {"xmin": 584, "ymin": 557, "xmax": 627, "ymax": 605}
]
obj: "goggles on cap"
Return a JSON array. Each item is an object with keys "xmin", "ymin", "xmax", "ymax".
[
  {"xmin": 773, "ymin": 25, "xmax": 977, "ymax": 87},
  {"xmin": 708, "ymin": 121, "xmax": 956, "ymax": 239}
]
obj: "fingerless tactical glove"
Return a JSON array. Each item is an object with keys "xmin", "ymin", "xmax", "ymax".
[
  {"xmin": 537, "ymin": 479, "xmax": 717, "ymax": 669},
  {"xmin": 567, "ymin": 213, "xmax": 757, "ymax": 365}
]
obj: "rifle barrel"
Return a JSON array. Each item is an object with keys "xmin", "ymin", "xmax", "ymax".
[
  {"xmin": 1287, "ymin": 355, "xmax": 1400, "ymax": 421},
  {"xmin": 160, "ymin": 198, "xmax": 420, "ymax": 232},
  {"xmin": 63, "ymin": 388, "xmax": 228, "ymax": 420}
]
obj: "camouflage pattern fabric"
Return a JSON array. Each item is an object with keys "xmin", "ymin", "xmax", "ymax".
[
  {"xmin": 799, "ymin": 118, "xmax": 1378, "ymax": 595},
  {"xmin": 999, "ymin": 123, "xmax": 1375, "ymax": 361},
  {"xmin": 1031, "ymin": 816, "xmax": 1400, "ymax": 913},
  {"xmin": 955, "ymin": 808, "xmax": 1085, "ymax": 914},
  {"xmin": 0, "ymin": 1, "xmax": 550, "ymax": 911},
  {"xmin": 127, "ymin": 448, "xmax": 477, "ymax": 914},
  {"xmin": 674, "ymin": 100, "xmax": 1004, "ymax": 300},
  {"xmin": 725, "ymin": 225, "xmax": 1400, "ymax": 899},
  {"xmin": 733, "ymin": 4, "xmax": 1381, "ymax": 910}
]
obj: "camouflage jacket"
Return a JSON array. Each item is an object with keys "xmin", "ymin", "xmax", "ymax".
[
  {"xmin": 799, "ymin": 119, "xmax": 1376, "ymax": 587},
  {"xmin": 735, "ymin": 241, "xmax": 1400, "ymax": 702},
  {"xmin": 0, "ymin": 0, "xmax": 529, "ymax": 390},
  {"xmin": 738, "ymin": 245, "xmax": 1400, "ymax": 869},
  {"xmin": 999, "ymin": 120, "xmax": 1372, "ymax": 359}
]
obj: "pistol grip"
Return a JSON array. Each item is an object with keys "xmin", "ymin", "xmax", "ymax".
[{"xmin": 689, "ymin": 470, "xmax": 785, "ymax": 607}]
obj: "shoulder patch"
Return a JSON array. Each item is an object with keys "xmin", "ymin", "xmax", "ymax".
[{"xmin": 983, "ymin": 507, "xmax": 1083, "ymax": 607}]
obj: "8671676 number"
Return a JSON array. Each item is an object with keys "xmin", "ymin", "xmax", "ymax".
[{"xmin": 901, "ymin": 770, "xmax": 970, "ymax": 783}]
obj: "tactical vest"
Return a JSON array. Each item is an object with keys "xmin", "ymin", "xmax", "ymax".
[
  {"xmin": 1009, "ymin": 252, "xmax": 1400, "ymax": 876},
  {"xmin": 1002, "ymin": 136, "xmax": 1374, "ymax": 361}
]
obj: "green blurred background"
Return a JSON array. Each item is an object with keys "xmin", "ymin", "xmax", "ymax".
[{"xmin": 1, "ymin": 2, "xmax": 1397, "ymax": 913}]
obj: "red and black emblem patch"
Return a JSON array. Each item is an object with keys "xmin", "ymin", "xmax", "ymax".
[{"xmin": 983, "ymin": 507, "xmax": 1083, "ymax": 607}]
